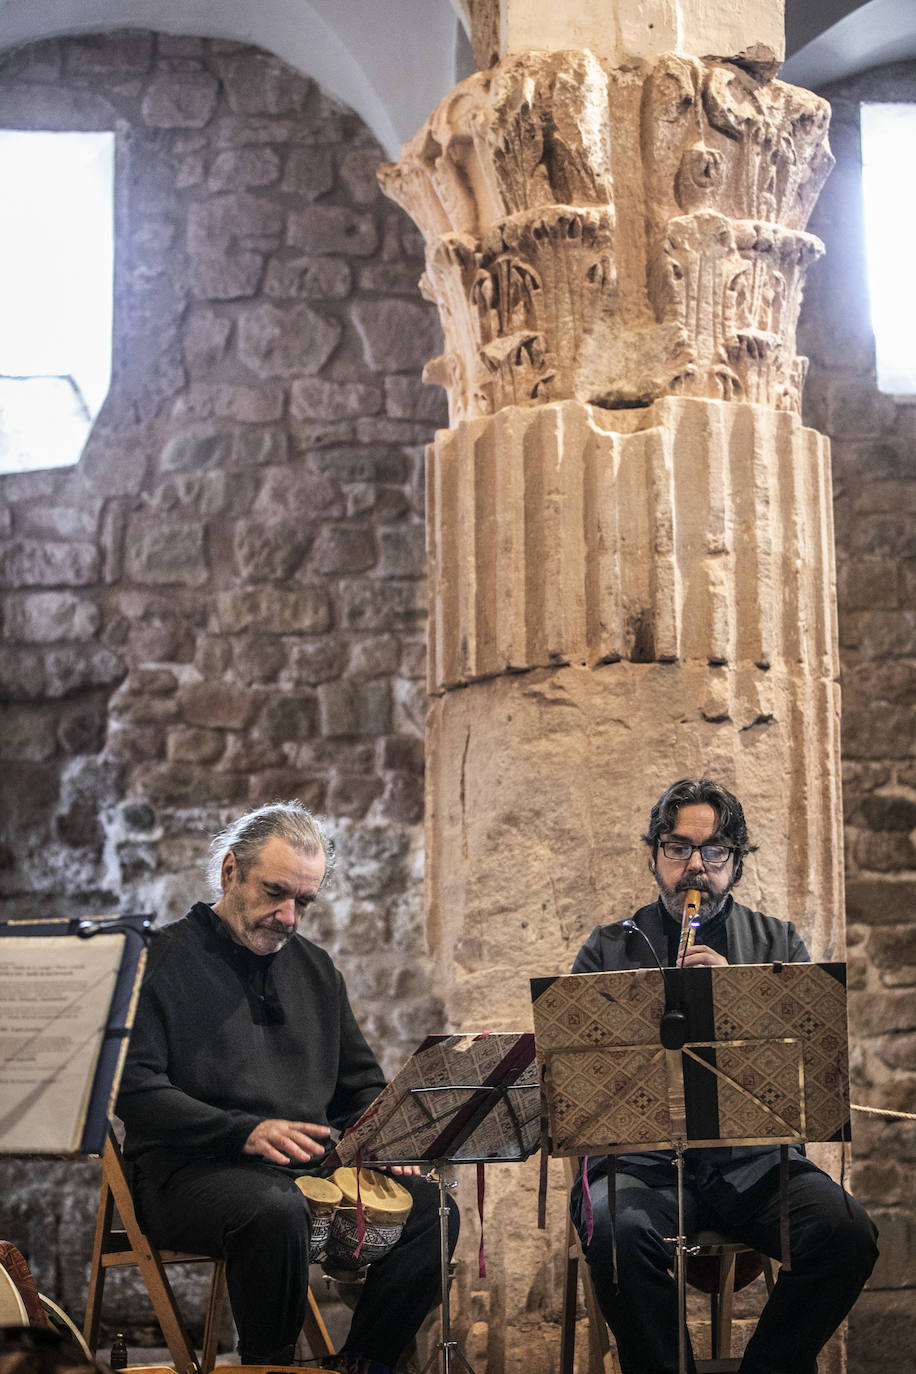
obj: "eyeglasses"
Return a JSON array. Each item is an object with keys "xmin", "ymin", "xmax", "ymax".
[{"xmin": 659, "ymin": 841, "xmax": 734, "ymax": 867}]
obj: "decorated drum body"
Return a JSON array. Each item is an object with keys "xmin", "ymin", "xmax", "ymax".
[{"xmin": 295, "ymin": 1175, "xmax": 343, "ymax": 1264}]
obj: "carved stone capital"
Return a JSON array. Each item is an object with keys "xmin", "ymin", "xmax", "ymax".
[{"xmin": 381, "ymin": 49, "xmax": 833, "ymax": 422}]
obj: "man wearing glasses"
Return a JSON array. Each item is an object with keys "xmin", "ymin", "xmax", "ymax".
[{"xmin": 569, "ymin": 778, "xmax": 877, "ymax": 1374}]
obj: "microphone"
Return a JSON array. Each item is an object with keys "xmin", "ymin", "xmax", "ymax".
[{"xmin": 622, "ymin": 919, "xmax": 686, "ymax": 1050}]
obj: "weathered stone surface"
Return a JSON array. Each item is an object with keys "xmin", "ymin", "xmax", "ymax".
[
  {"xmin": 231, "ymin": 634, "xmax": 287, "ymax": 684},
  {"xmin": 133, "ymin": 761, "xmax": 248, "ymax": 806},
  {"xmin": 348, "ymin": 636, "xmax": 400, "ymax": 678},
  {"xmin": 311, "ymin": 526, "xmax": 376, "ymax": 574},
  {"xmin": 234, "ymin": 521, "xmax": 312, "ymax": 581},
  {"xmin": 260, "ymin": 695, "xmax": 317, "ymax": 744},
  {"xmin": 0, "ymin": 540, "xmax": 99, "ymax": 587},
  {"xmin": 325, "ymin": 774, "xmax": 384, "ymax": 818},
  {"xmin": 181, "ymin": 316, "xmax": 233, "ymax": 376},
  {"xmin": 317, "ymin": 680, "xmax": 390, "ymax": 737},
  {"xmin": 290, "ymin": 377, "xmax": 382, "ymax": 419},
  {"xmin": 165, "ymin": 726, "xmax": 226, "ymax": 764},
  {"xmin": 355, "ymin": 417, "xmax": 435, "ymax": 445},
  {"xmin": 310, "ymin": 447, "xmax": 407, "ymax": 484},
  {"xmin": 848, "ymin": 1291, "xmax": 916, "ymax": 1374},
  {"xmin": 377, "ymin": 525, "xmax": 425, "ymax": 577},
  {"xmin": 188, "ymin": 193, "xmax": 285, "ymax": 298},
  {"xmin": 141, "ymin": 71, "xmax": 219, "ymax": 127},
  {"xmin": 79, "ymin": 427, "xmax": 150, "ymax": 496},
  {"xmin": 216, "ymin": 586, "xmax": 331, "ymax": 633},
  {"xmin": 385, "ymin": 375, "xmax": 448, "ymax": 424},
  {"xmin": 340, "ymin": 579, "xmax": 425, "ymax": 630},
  {"xmin": 338, "ymin": 144, "xmax": 383, "ymax": 205},
  {"xmin": 177, "ymin": 683, "xmax": 255, "ymax": 729},
  {"xmin": 123, "ymin": 519, "xmax": 209, "ymax": 586},
  {"xmin": 264, "ymin": 254, "xmax": 352, "ymax": 300},
  {"xmin": 846, "ymin": 880, "xmax": 916, "ymax": 925},
  {"xmin": 281, "ymin": 146, "xmax": 335, "ymax": 198},
  {"xmin": 231, "ymin": 429, "xmax": 290, "ymax": 469},
  {"xmin": 58, "ymin": 702, "xmax": 107, "ymax": 754},
  {"xmin": 3, "ymin": 591, "xmax": 100, "ymax": 642},
  {"xmin": 351, "ymin": 299, "xmax": 443, "ymax": 373},
  {"xmin": 208, "ymin": 146, "xmax": 281, "ymax": 191},
  {"xmin": 0, "ymin": 706, "xmax": 57, "ymax": 760},
  {"xmin": 248, "ymin": 771, "xmax": 325, "ymax": 807},
  {"xmin": 253, "ymin": 465, "xmax": 341, "ymax": 519},
  {"xmin": 288, "ymin": 204, "xmax": 378, "ymax": 257},
  {"xmin": 237, "ymin": 301, "xmax": 341, "ymax": 378},
  {"xmin": 173, "ymin": 383, "xmax": 285, "ymax": 422},
  {"xmin": 853, "ymin": 831, "xmax": 916, "ymax": 872},
  {"xmin": 160, "ymin": 431, "xmax": 233, "ymax": 473},
  {"xmin": 842, "ymin": 706, "xmax": 916, "ymax": 760},
  {"xmin": 43, "ymin": 645, "xmax": 125, "ymax": 697},
  {"xmin": 0, "ymin": 646, "xmax": 45, "ymax": 699},
  {"xmin": 216, "ymin": 52, "xmax": 311, "ymax": 116},
  {"xmin": 19, "ymin": 503, "xmax": 102, "ymax": 541},
  {"xmin": 382, "ymin": 771, "xmax": 424, "ymax": 823},
  {"xmin": 283, "ymin": 638, "xmax": 342, "ymax": 686}
]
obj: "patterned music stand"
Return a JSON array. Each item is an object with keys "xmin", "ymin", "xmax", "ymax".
[
  {"xmin": 330, "ymin": 1032, "xmax": 541, "ymax": 1374},
  {"xmin": 531, "ymin": 963, "xmax": 850, "ymax": 1374}
]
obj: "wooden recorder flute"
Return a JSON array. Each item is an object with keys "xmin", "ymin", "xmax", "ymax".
[{"xmin": 676, "ymin": 887, "xmax": 702, "ymax": 966}]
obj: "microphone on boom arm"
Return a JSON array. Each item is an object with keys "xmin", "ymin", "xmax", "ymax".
[{"xmin": 622, "ymin": 888, "xmax": 702, "ymax": 1051}]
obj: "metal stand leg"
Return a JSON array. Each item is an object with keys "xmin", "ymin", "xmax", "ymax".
[
  {"xmin": 665, "ymin": 1142, "xmax": 690, "ymax": 1374},
  {"xmin": 675, "ymin": 1144, "xmax": 687, "ymax": 1374},
  {"xmin": 420, "ymin": 1164, "xmax": 477, "ymax": 1374}
]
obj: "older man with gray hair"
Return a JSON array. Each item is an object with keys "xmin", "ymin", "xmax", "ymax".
[{"xmin": 117, "ymin": 801, "xmax": 456, "ymax": 1374}]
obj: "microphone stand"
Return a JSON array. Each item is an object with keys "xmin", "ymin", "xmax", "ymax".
[{"xmin": 624, "ymin": 888, "xmax": 701, "ymax": 1374}]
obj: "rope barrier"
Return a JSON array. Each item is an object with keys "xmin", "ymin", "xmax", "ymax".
[{"xmin": 851, "ymin": 1104, "xmax": 916, "ymax": 1121}]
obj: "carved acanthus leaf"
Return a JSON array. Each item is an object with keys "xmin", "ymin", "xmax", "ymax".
[{"xmin": 382, "ymin": 49, "xmax": 833, "ymax": 422}]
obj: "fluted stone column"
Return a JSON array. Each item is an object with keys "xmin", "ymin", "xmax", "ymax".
[{"xmin": 382, "ymin": 5, "xmax": 842, "ymax": 1369}]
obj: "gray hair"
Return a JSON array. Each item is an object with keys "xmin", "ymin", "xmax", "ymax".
[{"xmin": 206, "ymin": 801, "xmax": 334, "ymax": 898}]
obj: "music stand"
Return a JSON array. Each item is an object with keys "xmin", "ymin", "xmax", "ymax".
[
  {"xmin": 531, "ymin": 962, "xmax": 850, "ymax": 1374},
  {"xmin": 0, "ymin": 913, "xmax": 150, "ymax": 1156},
  {"xmin": 329, "ymin": 1032, "xmax": 541, "ymax": 1374}
]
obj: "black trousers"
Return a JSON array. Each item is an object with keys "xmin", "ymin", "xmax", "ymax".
[
  {"xmin": 133, "ymin": 1150, "xmax": 459, "ymax": 1366},
  {"xmin": 572, "ymin": 1168, "xmax": 877, "ymax": 1374}
]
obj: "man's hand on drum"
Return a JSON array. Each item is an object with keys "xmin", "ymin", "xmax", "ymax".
[
  {"xmin": 244, "ymin": 1118, "xmax": 331, "ymax": 1165},
  {"xmin": 386, "ymin": 1164, "xmax": 422, "ymax": 1176}
]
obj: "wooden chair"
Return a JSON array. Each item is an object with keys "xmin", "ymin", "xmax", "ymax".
[
  {"xmin": 83, "ymin": 1129, "xmax": 333, "ymax": 1373},
  {"xmin": 560, "ymin": 1211, "xmax": 778, "ymax": 1374}
]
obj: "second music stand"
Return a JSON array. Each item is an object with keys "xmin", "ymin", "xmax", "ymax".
[
  {"xmin": 532, "ymin": 962, "xmax": 850, "ymax": 1374},
  {"xmin": 329, "ymin": 1032, "xmax": 541, "ymax": 1374}
]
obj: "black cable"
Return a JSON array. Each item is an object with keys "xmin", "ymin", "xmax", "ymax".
[{"xmin": 621, "ymin": 919, "xmax": 687, "ymax": 1050}]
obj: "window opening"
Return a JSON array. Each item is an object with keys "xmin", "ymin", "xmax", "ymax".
[
  {"xmin": 860, "ymin": 102, "xmax": 916, "ymax": 396},
  {"xmin": 0, "ymin": 130, "xmax": 115, "ymax": 474}
]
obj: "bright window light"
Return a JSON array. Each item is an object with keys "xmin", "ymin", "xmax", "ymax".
[
  {"xmin": 860, "ymin": 103, "xmax": 916, "ymax": 396},
  {"xmin": 0, "ymin": 130, "xmax": 114, "ymax": 474}
]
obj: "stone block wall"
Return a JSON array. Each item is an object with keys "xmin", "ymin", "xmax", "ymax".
[
  {"xmin": 798, "ymin": 60, "xmax": 916, "ymax": 1373},
  {"xmin": 0, "ymin": 29, "xmax": 447, "ymax": 1341}
]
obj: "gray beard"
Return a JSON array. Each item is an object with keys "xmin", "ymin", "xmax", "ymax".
[{"xmin": 658, "ymin": 885, "xmax": 732, "ymax": 924}]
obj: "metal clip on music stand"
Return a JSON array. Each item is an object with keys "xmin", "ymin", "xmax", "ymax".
[
  {"xmin": 532, "ymin": 962, "xmax": 851, "ymax": 1374},
  {"xmin": 328, "ymin": 1032, "xmax": 542, "ymax": 1374}
]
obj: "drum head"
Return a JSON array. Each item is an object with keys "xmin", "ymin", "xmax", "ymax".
[{"xmin": 331, "ymin": 1167, "xmax": 413, "ymax": 1222}]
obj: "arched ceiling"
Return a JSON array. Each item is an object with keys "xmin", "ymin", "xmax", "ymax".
[
  {"xmin": 783, "ymin": 0, "xmax": 916, "ymax": 89},
  {"xmin": 0, "ymin": 0, "xmax": 468, "ymax": 159},
  {"xmin": 0, "ymin": 0, "xmax": 912, "ymax": 155}
]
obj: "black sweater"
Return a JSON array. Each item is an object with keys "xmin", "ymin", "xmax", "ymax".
[{"xmin": 117, "ymin": 903, "xmax": 385, "ymax": 1163}]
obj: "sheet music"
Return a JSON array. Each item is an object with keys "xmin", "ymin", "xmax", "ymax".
[
  {"xmin": 333, "ymin": 1032, "xmax": 541, "ymax": 1166},
  {"xmin": 0, "ymin": 934, "xmax": 128, "ymax": 1152}
]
